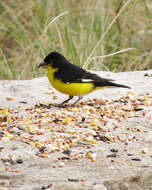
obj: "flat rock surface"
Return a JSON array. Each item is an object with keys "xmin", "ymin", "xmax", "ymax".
[{"xmin": 0, "ymin": 70, "xmax": 152, "ymax": 190}]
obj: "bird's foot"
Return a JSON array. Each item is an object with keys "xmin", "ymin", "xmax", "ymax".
[
  {"xmin": 35, "ymin": 103, "xmax": 53, "ymax": 109},
  {"xmin": 56, "ymin": 103, "xmax": 71, "ymax": 108}
]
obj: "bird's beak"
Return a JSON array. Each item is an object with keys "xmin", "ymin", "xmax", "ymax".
[{"xmin": 38, "ymin": 62, "xmax": 47, "ymax": 68}]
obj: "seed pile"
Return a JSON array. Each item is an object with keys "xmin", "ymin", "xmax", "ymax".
[{"xmin": 0, "ymin": 91, "xmax": 152, "ymax": 168}]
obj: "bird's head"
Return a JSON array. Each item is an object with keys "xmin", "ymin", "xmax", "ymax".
[{"xmin": 38, "ymin": 51, "xmax": 66, "ymax": 68}]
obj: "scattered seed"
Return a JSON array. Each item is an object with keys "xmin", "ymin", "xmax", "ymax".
[
  {"xmin": 19, "ymin": 101, "xmax": 27, "ymax": 104},
  {"xmin": 62, "ymin": 149, "xmax": 72, "ymax": 155},
  {"xmin": 127, "ymin": 153, "xmax": 133, "ymax": 156},
  {"xmin": 81, "ymin": 117, "xmax": 85, "ymax": 122},
  {"xmin": 133, "ymin": 106, "xmax": 144, "ymax": 111},
  {"xmin": 131, "ymin": 158, "xmax": 141, "ymax": 161},
  {"xmin": 6, "ymin": 97, "xmax": 13, "ymax": 101},
  {"xmin": 39, "ymin": 146, "xmax": 46, "ymax": 153},
  {"xmin": 110, "ymin": 148, "xmax": 118, "ymax": 153},
  {"xmin": 107, "ymin": 154, "xmax": 117, "ymax": 158},
  {"xmin": 16, "ymin": 158, "xmax": 23, "ymax": 164},
  {"xmin": 68, "ymin": 178, "xmax": 79, "ymax": 182},
  {"xmin": 93, "ymin": 135, "xmax": 110, "ymax": 142}
]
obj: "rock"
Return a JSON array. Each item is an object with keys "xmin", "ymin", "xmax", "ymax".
[{"xmin": 0, "ymin": 70, "xmax": 152, "ymax": 190}]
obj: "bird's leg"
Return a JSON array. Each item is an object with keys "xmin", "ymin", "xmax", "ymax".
[
  {"xmin": 71, "ymin": 95, "xmax": 83, "ymax": 106},
  {"xmin": 58, "ymin": 95, "xmax": 74, "ymax": 107}
]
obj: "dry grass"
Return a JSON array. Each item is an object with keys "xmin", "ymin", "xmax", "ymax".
[{"xmin": 0, "ymin": 0, "xmax": 152, "ymax": 79}]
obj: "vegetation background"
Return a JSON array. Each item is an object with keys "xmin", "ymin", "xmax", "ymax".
[{"xmin": 0, "ymin": 0, "xmax": 151, "ymax": 80}]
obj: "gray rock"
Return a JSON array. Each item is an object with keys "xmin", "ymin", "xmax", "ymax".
[{"xmin": 0, "ymin": 70, "xmax": 152, "ymax": 190}]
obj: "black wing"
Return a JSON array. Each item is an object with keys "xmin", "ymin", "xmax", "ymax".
[{"xmin": 54, "ymin": 60, "xmax": 113, "ymax": 83}]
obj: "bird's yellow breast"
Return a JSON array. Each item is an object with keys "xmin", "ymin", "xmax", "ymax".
[{"xmin": 47, "ymin": 66, "xmax": 94, "ymax": 96}]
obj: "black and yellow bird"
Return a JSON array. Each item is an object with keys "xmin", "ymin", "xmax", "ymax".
[{"xmin": 38, "ymin": 51, "xmax": 130, "ymax": 106}]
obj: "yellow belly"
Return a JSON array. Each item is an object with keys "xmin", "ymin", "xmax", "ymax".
[
  {"xmin": 47, "ymin": 66, "xmax": 109, "ymax": 96},
  {"xmin": 47, "ymin": 66, "xmax": 94, "ymax": 96}
]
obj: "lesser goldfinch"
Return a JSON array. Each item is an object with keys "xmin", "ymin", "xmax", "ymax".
[{"xmin": 38, "ymin": 51, "xmax": 130, "ymax": 106}]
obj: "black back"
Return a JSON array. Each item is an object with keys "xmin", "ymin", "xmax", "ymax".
[{"xmin": 44, "ymin": 51, "xmax": 114, "ymax": 83}]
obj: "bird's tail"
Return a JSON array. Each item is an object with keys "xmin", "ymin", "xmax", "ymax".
[{"xmin": 94, "ymin": 81, "xmax": 130, "ymax": 89}]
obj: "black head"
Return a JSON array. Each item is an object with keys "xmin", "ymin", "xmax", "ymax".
[
  {"xmin": 38, "ymin": 51, "xmax": 66, "ymax": 68},
  {"xmin": 44, "ymin": 51, "xmax": 66, "ymax": 63}
]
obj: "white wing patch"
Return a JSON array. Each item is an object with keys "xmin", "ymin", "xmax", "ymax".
[{"xmin": 81, "ymin": 79, "xmax": 93, "ymax": 82}]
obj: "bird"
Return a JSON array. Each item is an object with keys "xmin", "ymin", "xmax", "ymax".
[{"xmin": 38, "ymin": 51, "xmax": 130, "ymax": 106}]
